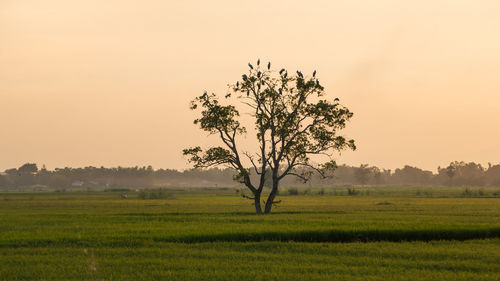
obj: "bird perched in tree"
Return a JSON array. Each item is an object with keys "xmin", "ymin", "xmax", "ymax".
[
  {"xmin": 284, "ymin": 72, "xmax": 288, "ymax": 78},
  {"xmin": 267, "ymin": 62, "xmax": 271, "ymax": 70},
  {"xmin": 242, "ymin": 74, "xmax": 248, "ymax": 81},
  {"xmin": 257, "ymin": 71, "xmax": 261, "ymax": 77},
  {"xmin": 313, "ymin": 70, "xmax": 316, "ymax": 77},
  {"xmin": 297, "ymin": 71, "xmax": 303, "ymax": 78},
  {"xmin": 257, "ymin": 59, "xmax": 260, "ymax": 66},
  {"xmin": 247, "ymin": 90, "xmax": 250, "ymax": 96},
  {"xmin": 236, "ymin": 81, "xmax": 239, "ymax": 87},
  {"xmin": 334, "ymin": 97, "xmax": 340, "ymax": 102},
  {"xmin": 279, "ymin": 88, "xmax": 282, "ymax": 95},
  {"xmin": 248, "ymin": 63, "xmax": 253, "ymax": 69},
  {"xmin": 279, "ymin": 68, "xmax": 285, "ymax": 75},
  {"xmin": 257, "ymin": 83, "xmax": 261, "ymax": 90},
  {"xmin": 316, "ymin": 79, "xmax": 320, "ymax": 86}
]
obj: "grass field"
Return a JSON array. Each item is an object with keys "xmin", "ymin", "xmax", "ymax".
[{"xmin": 1, "ymin": 188, "xmax": 500, "ymax": 280}]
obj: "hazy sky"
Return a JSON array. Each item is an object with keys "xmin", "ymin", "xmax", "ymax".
[{"xmin": 1, "ymin": 0, "xmax": 499, "ymax": 172}]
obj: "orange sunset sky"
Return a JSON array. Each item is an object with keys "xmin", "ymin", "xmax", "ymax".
[{"xmin": 1, "ymin": 0, "xmax": 499, "ymax": 172}]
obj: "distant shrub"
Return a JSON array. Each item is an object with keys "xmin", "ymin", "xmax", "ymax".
[
  {"xmin": 287, "ymin": 188, "xmax": 299, "ymax": 196},
  {"xmin": 302, "ymin": 188, "xmax": 311, "ymax": 195},
  {"xmin": 318, "ymin": 188, "xmax": 325, "ymax": 196},
  {"xmin": 462, "ymin": 188, "xmax": 486, "ymax": 197},
  {"xmin": 416, "ymin": 189, "xmax": 433, "ymax": 197},
  {"xmin": 462, "ymin": 188, "xmax": 475, "ymax": 197},
  {"xmin": 137, "ymin": 189, "xmax": 173, "ymax": 200},
  {"xmin": 104, "ymin": 188, "xmax": 131, "ymax": 192},
  {"xmin": 347, "ymin": 188, "xmax": 359, "ymax": 196},
  {"xmin": 137, "ymin": 191, "xmax": 146, "ymax": 199}
]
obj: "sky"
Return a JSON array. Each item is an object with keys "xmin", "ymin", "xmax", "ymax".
[{"xmin": 1, "ymin": 0, "xmax": 499, "ymax": 172}]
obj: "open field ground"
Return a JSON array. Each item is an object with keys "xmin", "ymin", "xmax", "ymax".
[{"xmin": 1, "ymin": 188, "xmax": 500, "ymax": 280}]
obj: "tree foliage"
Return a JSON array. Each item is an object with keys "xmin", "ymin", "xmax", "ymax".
[{"xmin": 18, "ymin": 163, "xmax": 38, "ymax": 174}]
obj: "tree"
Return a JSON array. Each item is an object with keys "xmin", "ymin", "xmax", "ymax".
[
  {"xmin": 442, "ymin": 161, "xmax": 485, "ymax": 186},
  {"xmin": 18, "ymin": 163, "xmax": 38, "ymax": 174},
  {"xmin": 391, "ymin": 165, "xmax": 433, "ymax": 185},
  {"xmin": 485, "ymin": 164, "xmax": 500, "ymax": 186},
  {"xmin": 4, "ymin": 168, "xmax": 18, "ymax": 175},
  {"xmin": 12, "ymin": 163, "xmax": 39, "ymax": 186},
  {"xmin": 354, "ymin": 164, "xmax": 371, "ymax": 185},
  {"xmin": 184, "ymin": 60, "xmax": 355, "ymax": 214},
  {"xmin": 371, "ymin": 166, "xmax": 388, "ymax": 185},
  {"xmin": 0, "ymin": 174, "xmax": 13, "ymax": 188}
]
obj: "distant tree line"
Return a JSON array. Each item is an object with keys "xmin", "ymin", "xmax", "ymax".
[
  {"xmin": 1, "ymin": 161, "xmax": 500, "ymax": 190},
  {"xmin": 312, "ymin": 161, "xmax": 500, "ymax": 187},
  {"xmin": 0, "ymin": 164, "xmax": 235, "ymax": 190}
]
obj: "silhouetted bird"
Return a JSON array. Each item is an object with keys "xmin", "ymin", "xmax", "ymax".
[
  {"xmin": 257, "ymin": 59, "xmax": 260, "ymax": 66},
  {"xmin": 267, "ymin": 62, "xmax": 271, "ymax": 70},
  {"xmin": 313, "ymin": 70, "xmax": 316, "ymax": 77},
  {"xmin": 279, "ymin": 68, "xmax": 285, "ymax": 75},
  {"xmin": 248, "ymin": 63, "xmax": 253, "ymax": 69},
  {"xmin": 279, "ymin": 88, "xmax": 282, "ymax": 95},
  {"xmin": 316, "ymin": 79, "xmax": 319, "ymax": 85},
  {"xmin": 247, "ymin": 90, "xmax": 250, "ymax": 96},
  {"xmin": 334, "ymin": 97, "xmax": 340, "ymax": 102},
  {"xmin": 297, "ymin": 71, "xmax": 303, "ymax": 78},
  {"xmin": 284, "ymin": 72, "xmax": 288, "ymax": 78},
  {"xmin": 236, "ymin": 81, "xmax": 239, "ymax": 87},
  {"xmin": 257, "ymin": 83, "xmax": 261, "ymax": 90},
  {"xmin": 242, "ymin": 74, "xmax": 248, "ymax": 81}
]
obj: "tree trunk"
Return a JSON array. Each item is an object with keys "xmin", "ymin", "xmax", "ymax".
[
  {"xmin": 264, "ymin": 182, "xmax": 278, "ymax": 214},
  {"xmin": 254, "ymin": 193, "xmax": 262, "ymax": 214}
]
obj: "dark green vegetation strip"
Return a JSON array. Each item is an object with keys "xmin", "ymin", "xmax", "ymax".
[
  {"xmin": 2, "ymin": 228, "xmax": 500, "ymax": 248},
  {"xmin": 159, "ymin": 228, "xmax": 500, "ymax": 243}
]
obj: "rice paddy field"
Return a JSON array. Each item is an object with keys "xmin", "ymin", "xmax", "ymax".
[{"xmin": 1, "ymin": 187, "xmax": 500, "ymax": 280}]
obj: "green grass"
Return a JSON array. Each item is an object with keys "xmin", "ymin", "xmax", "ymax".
[
  {"xmin": 2, "ymin": 240, "xmax": 500, "ymax": 281},
  {"xmin": 1, "ymin": 190, "xmax": 500, "ymax": 280}
]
